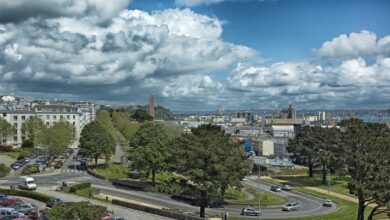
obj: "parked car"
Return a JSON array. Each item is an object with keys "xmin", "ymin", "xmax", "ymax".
[
  {"xmin": 46, "ymin": 198, "xmax": 62, "ymax": 208},
  {"xmin": 111, "ymin": 216, "xmax": 125, "ymax": 220},
  {"xmin": 12, "ymin": 204, "xmax": 37, "ymax": 215},
  {"xmin": 0, "ymin": 195, "xmax": 8, "ymax": 200},
  {"xmin": 323, "ymin": 199, "xmax": 333, "ymax": 207},
  {"xmin": 54, "ymin": 161, "xmax": 63, "ymax": 169},
  {"xmin": 8, "ymin": 199, "xmax": 25, "ymax": 207},
  {"xmin": 240, "ymin": 207, "xmax": 261, "ymax": 216},
  {"xmin": 282, "ymin": 185, "xmax": 292, "ymax": 191},
  {"xmin": 282, "ymin": 202, "xmax": 300, "ymax": 211},
  {"xmin": 0, "ymin": 197, "xmax": 18, "ymax": 207},
  {"xmin": 271, "ymin": 185, "xmax": 281, "ymax": 192},
  {"xmin": 80, "ymin": 160, "xmax": 88, "ymax": 170},
  {"xmin": 0, "ymin": 207, "xmax": 25, "ymax": 218},
  {"xmin": 11, "ymin": 162, "xmax": 22, "ymax": 170}
]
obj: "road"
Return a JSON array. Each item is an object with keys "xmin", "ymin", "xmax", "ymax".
[{"xmin": 1, "ymin": 153, "xmax": 338, "ymax": 219}]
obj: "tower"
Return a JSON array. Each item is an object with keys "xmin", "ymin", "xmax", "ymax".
[{"xmin": 149, "ymin": 95, "xmax": 155, "ymax": 119}]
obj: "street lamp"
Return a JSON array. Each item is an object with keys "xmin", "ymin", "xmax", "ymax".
[{"xmin": 257, "ymin": 163, "xmax": 261, "ymax": 220}]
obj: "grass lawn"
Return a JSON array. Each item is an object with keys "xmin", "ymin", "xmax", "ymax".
[
  {"xmin": 93, "ymin": 164, "xmax": 129, "ymax": 180},
  {"xmin": 271, "ymin": 174, "xmax": 352, "ymax": 197},
  {"xmin": 145, "ymin": 172, "xmax": 175, "ymax": 183},
  {"xmin": 226, "ymin": 187, "xmax": 286, "ymax": 206},
  {"xmin": 230, "ymin": 186, "xmax": 388, "ymax": 220}
]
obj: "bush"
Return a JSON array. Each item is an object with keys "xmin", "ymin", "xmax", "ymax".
[
  {"xmin": 0, "ymin": 163, "xmax": 11, "ymax": 177},
  {"xmin": 69, "ymin": 182, "xmax": 91, "ymax": 193},
  {"xmin": 0, "ymin": 188, "xmax": 53, "ymax": 202},
  {"xmin": 21, "ymin": 140, "xmax": 34, "ymax": 148},
  {"xmin": 0, "ymin": 145, "xmax": 13, "ymax": 152},
  {"xmin": 22, "ymin": 165, "xmax": 39, "ymax": 175}
]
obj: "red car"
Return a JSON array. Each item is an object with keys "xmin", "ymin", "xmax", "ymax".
[{"xmin": 0, "ymin": 197, "xmax": 18, "ymax": 206}]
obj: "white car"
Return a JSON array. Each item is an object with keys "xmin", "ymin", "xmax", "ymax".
[
  {"xmin": 323, "ymin": 199, "xmax": 333, "ymax": 207},
  {"xmin": 282, "ymin": 202, "xmax": 300, "ymax": 211}
]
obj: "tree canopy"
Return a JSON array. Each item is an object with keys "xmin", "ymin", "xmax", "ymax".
[
  {"xmin": 131, "ymin": 109, "xmax": 153, "ymax": 122},
  {"xmin": 0, "ymin": 117, "xmax": 14, "ymax": 144},
  {"xmin": 79, "ymin": 121, "xmax": 115, "ymax": 165},
  {"xmin": 170, "ymin": 124, "xmax": 250, "ymax": 218},
  {"xmin": 39, "ymin": 121, "xmax": 75, "ymax": 155},
  {"xmin": 21, "ymin": 115, "xmax": 46, "ymax": 145},
  {"xmin": 129, "ymin": 121, "xmax": 171, "ymax": 185}
]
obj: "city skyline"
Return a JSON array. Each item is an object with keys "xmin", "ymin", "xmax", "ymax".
[{"xmin": 0, "ymin": 0, "xmax": 389, "ymax": 111}]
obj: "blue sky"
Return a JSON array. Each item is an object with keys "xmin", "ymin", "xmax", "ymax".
[
  {"xmin": 132, "ymin": 0, "xmax": 390, "ymax": 62},
  {"xmin": 0, "ymin": 0, "xmax": 389, "ymax": 110}
]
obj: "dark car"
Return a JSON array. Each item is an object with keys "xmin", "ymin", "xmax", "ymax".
[
  {"xmin": 80, "ymin": 160, "xmax": 88, "ymax": 170},
  {"xmin": 0, "ymin": 194, "xmax": 8, "ymax": 200},
  {"xmin": 11, "ymin": 162, "xmax": 22, "ymax": 170},
  {"xmin": 271, "ymin": 185, "xmax": 282, "ymax": 192},
  {"xmin": 12, "ymin": 204, "xmax": 37, "ymax": 215},
  {"xmin": 46, "ymin": 198, "xmax": 62, "ymax": 208},
  {"xmin": 241, "ymin": 207, "xmax": 261, "ymax": 216}
]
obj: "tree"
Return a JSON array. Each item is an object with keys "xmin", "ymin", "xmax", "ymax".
[
  {"xmin": 0, "ymin": 163, "xmax": 11, "ymax": 177},
  {"xmin": 129, "ymin": 122, "xmax": 170, "ymax": 186},
  {"xmin": 341, "ymin": 119, "xmax": 390, "ymax": 220},
  {"xmin": 170, "ymin": 124, "xmax": 249, "ymax": 218},
  {"xmin": 131, "ymin": 109, "xmax": 153, "ymax": 122},
  {"xmin": 21, "ymin": 115, "xmax": 46, "ymax": 146},
  {"xmin": 287, "ymin": 126, "xmax": 323, "ymax": 177},
  {"xmin": 42, "ymin": 201, "xmax": 107, "ymax": 220},
  {"xmin": 39, "ymin": 121, "xmax": 75, "ymax": 155},
  {"xmin": 79, "ymin": 121, "xmax": 115, "ymax": 166},
  {"xmin": 95, "ymin": 111, "xmax": 117, "ymax": 141},
  {"xmin": 0, "ymin": 117, "xmax": 15, "ymax": 144}
]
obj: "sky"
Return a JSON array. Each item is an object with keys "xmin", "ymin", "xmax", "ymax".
[{"xmin": 0, "ymin": 0, "xmax": 389, "ymax": 111}]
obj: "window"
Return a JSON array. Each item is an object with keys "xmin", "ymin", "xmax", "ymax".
[
  {"xmin": 2, "ymin": 113, "xmax": 6, "ymax": 117},
  {"xmin": 13, "ymin": 123, "xmax": 17, "ymax": 128},
  {"xmin": 73, "ymin": 115, "xmax": 76, "ymax": 119},
  {"xmin": 46, "ymin": 122, "xmax": 49, "ymax": 126},
  {"xmin": 53, "ymin": 115, "xmax": 57, "ymax": 120},
  {"xmin": 46, "ymin": 115, "xmax": 50, "ymax": 120},
  {"xmin": 14, "ymin": 115, "xmax": 18, "ymax": 120},
  {"xmin": 67, "ymin": 115, "xmax": 70, "ymax": 119},
  {"xmin": 13, "ymin": 136, "xmax": 17, "ymax": 141},
  {"xmin": 22, "ymin": 116, "xmax": 26, "ymax": 120},
  {"xmin": 73, "ymin": 122, "xmax": 75, "ymax": 125},
  {"xmin": 60, "ymin": 115, "xmax": 63, "ymax": 120}
]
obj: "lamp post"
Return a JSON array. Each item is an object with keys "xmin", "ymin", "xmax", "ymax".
[{"xmin": 258, "ymin": 163, "xmax": 261, "ymax": 220}]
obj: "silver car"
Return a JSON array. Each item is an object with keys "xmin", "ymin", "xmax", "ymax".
[
  {"xmin": 241, "ymin": 207, "xmax": 261, "ymax": 216},
  {"xmin": 282, "ymin": 202, "xmax": 300, "ymax": 211},
  {"xmin": 13, "ymin": 203, "xmax": 38, "ymax": 215}
]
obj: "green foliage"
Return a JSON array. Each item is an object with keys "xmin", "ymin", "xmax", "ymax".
[
  {"xmin": 129, "ymin": 122, "xmax": 171, "ymax": 185},
  {"xmin": 69, "ymin": 182, "xmax": 91, "ymax": 193},
  {"xmin": 22, "ymin": 165, "xmax": 39, "ymax": 175},
  {"xmin": 93, "ymin": 164, "xmax": 129, "ymax": 180},
  {"xmin": 131, "ymin": 108, "xmax": 153, "ymax": 122},
  {"xmin": 21, "ymin": 115, "xmax": 46, "ymax": 144},
  {"xmin": 42, "ymin": 201, "xmax": 107, "ymax": 220},
  {"xmin": 341, "ymin": 119, "xmax": 390, "ymax": 220},
  {"xmin": 0, "ymin": 117, "xmax": 15, "ymax": 143},
  {"xmin": 79, "ymin": 121, "xmax": 116, "ymax": 165},
  {"xmin": 0, "ymin": 163, "xmax": 11, "ymax": 177},
  {"xmin": 224, "ymin": 188, "xmax": 246, "ymax": 200},
  {"xmin": 39, "ymin": 121, "xmax": 75, "ymax": 155},
  {"xmin": 21, "ymin": 139, "xmax": 34, "ymax": 148},
  {"xmin": 170, "ymin": 124, "xmax": 250, "ymax": 217},
  {"xmin": 0, "ymin": 188, "xmax": 53, "ymax": 202},
  {"xmin": 111, "ymin": 111, "xmax": 140, "ymax": 142},
  {"xmin": 95, "ymin": 111, "xmax": 117, "ymax": 140}
]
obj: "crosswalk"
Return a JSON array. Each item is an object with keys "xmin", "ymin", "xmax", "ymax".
[{"xmin": 60, "ymin": 169, "xmax": 83, "ymax": 174}]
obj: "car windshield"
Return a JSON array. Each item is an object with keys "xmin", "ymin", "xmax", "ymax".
[{"xmin": 26, "ymin": 181, "xmax": 35, "ymax": 184}]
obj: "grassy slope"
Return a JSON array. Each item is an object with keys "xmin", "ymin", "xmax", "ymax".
[{"xmin": 93, "ymin": 164, "xmax": 129, "ymax": 180}]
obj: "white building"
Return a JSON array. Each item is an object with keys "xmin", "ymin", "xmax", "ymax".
[
  {"xmin": 271, "ymin": 125, "xmax": 295, "ymax": 138},
  {"xmin": 262, "ymin": 140, "xmax": 274, "ymax": 156}
]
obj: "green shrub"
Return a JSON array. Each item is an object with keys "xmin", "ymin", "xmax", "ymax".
[
  {"xmin": 22, "ymin": 165, "xmax": 39, "ymax": 175},
  {"xmin": 0, "ymin": 188, "xmax": 53, "ymax": 202},
  {"xmin": 69, "ymin": 182, "xmax": 91, "ymax": 193},
  {"xmin": 0, "ymin": 163, "xmax": 11, "ymax": 177},
  {"xmin": 21, "ymin": 140, "xmax": 34, "ymax": 148}
]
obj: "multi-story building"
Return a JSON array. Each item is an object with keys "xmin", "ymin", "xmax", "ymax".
[{"xmin": 0, "ymin": 101, "xmax": 96, "ymax": 147}]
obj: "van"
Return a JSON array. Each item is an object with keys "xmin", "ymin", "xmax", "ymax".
[{"xmin": 19, "ymin": 176, "xmax": 37, "ymax": 190}]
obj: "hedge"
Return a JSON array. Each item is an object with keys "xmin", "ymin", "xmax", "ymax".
[
  {"xmin": 0, "ymin": 188, "xmax": 53, "ymax": 202},
  {"xmin": 0, "ymin": 163, "xmax": 11, "ymax": 177},
  {"xmin": 69, "ymin": 182, "xmax": 91, "ymax": 193},
  {"xmin": 112, "ymin": 199, "xmax": 204, "ymax": 220}
]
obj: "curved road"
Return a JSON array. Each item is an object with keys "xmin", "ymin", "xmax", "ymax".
[{"xmin": 1, "ymin": 158, "xmax": 338, "ymax": 219}]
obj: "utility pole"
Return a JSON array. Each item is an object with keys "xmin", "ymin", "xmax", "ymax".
[{"xmin": 258, "ymin": 163, "xmax": 261, "ymax": 220}]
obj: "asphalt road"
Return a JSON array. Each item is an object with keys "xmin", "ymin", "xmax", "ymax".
[{"xmin": 1, "ymin": 154, "xmax": 338, "ymax": 219}]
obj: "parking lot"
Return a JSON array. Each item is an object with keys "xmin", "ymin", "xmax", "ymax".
[{"xmin": 0, "ymin": 193, "xmax": 44, "ymax": 220}]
